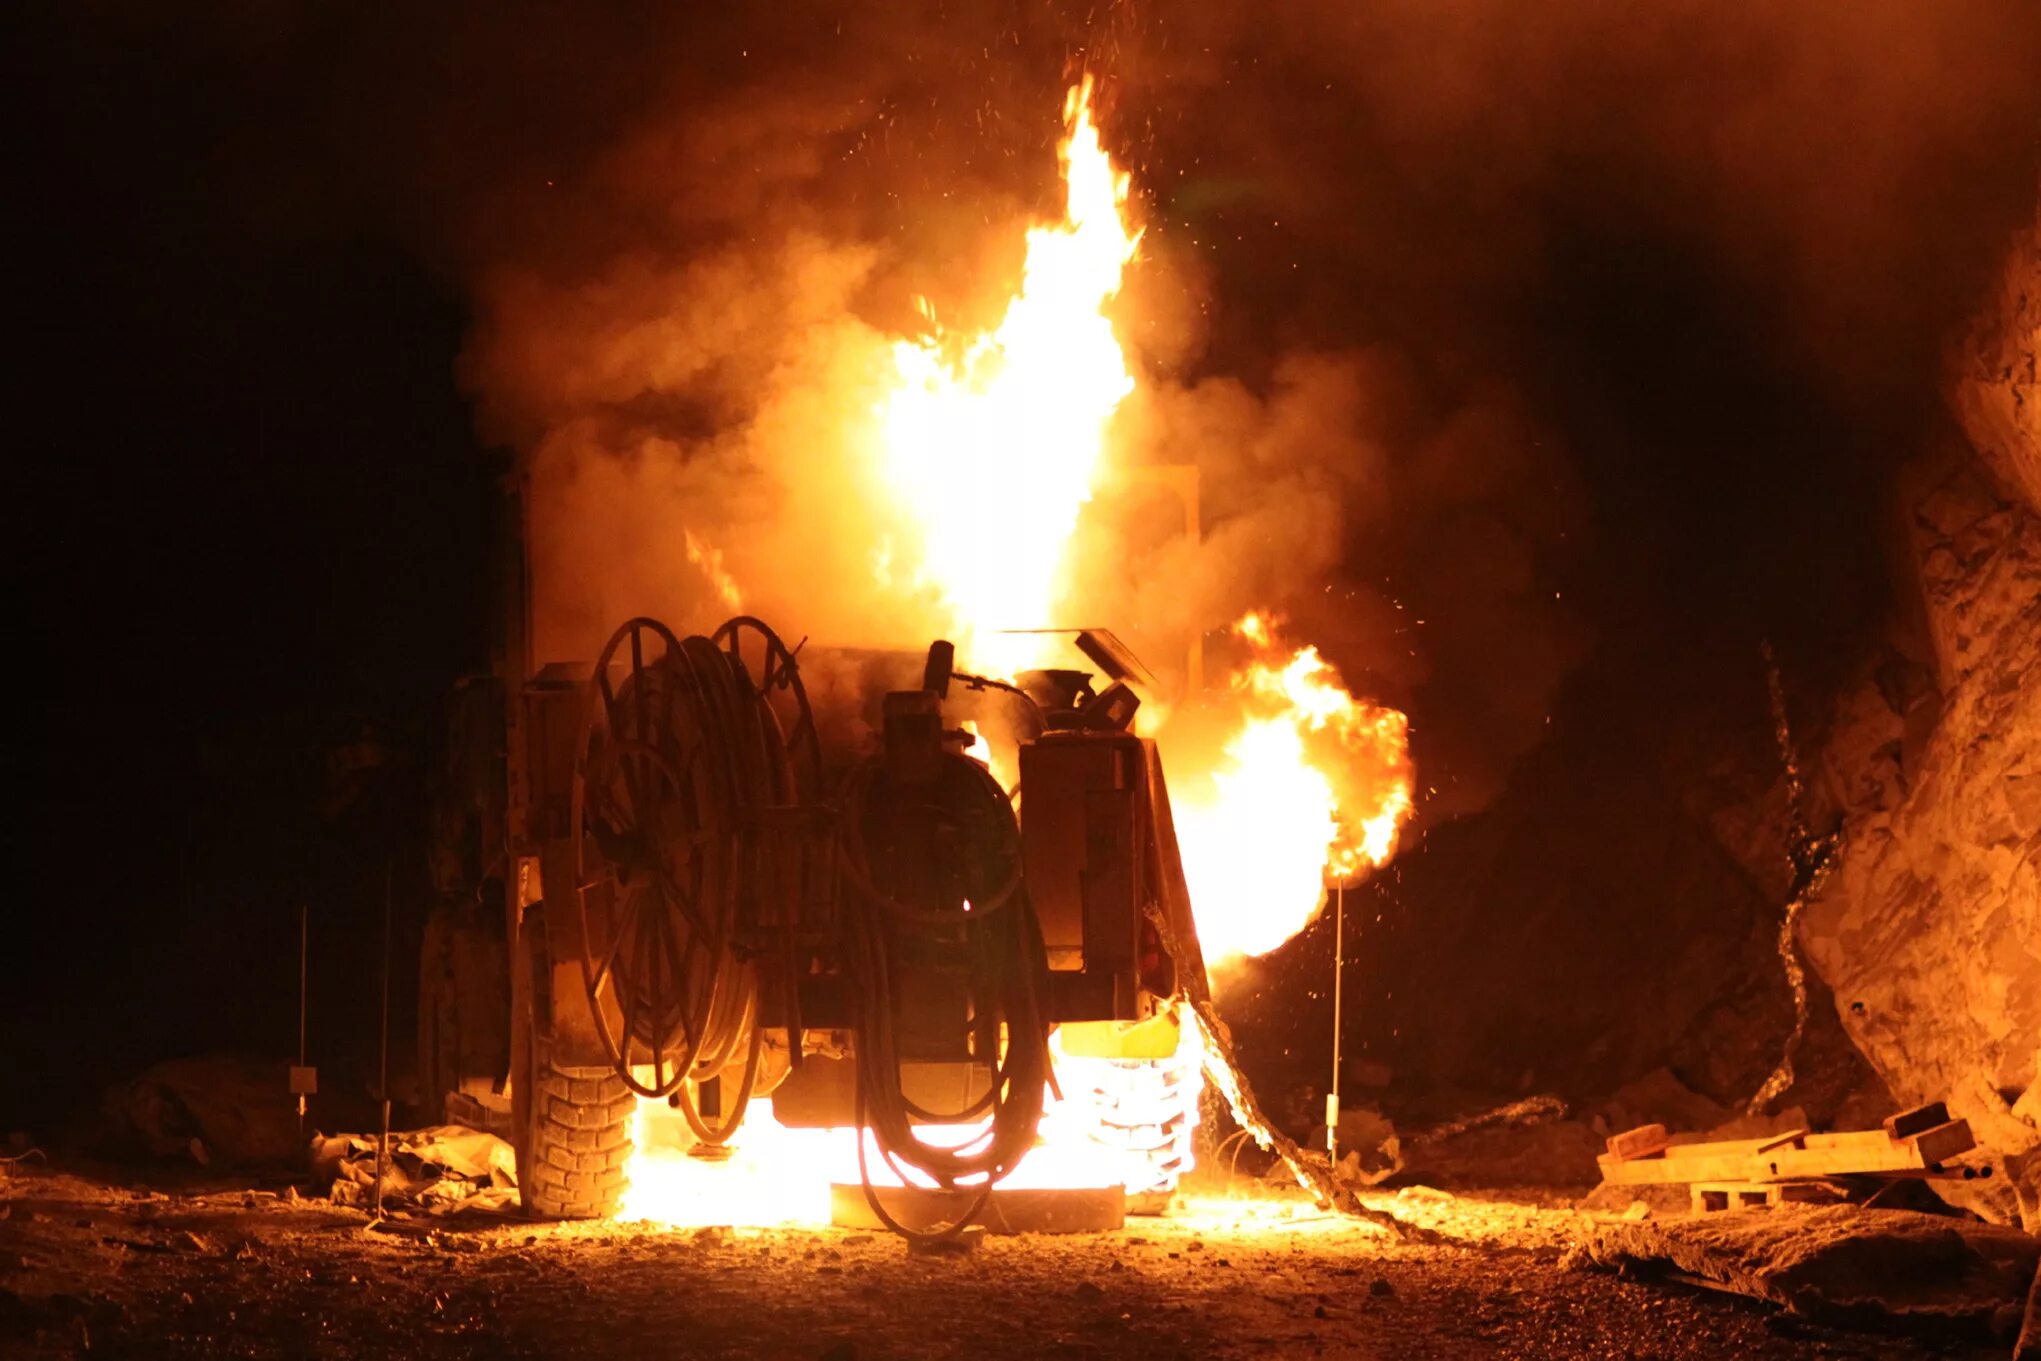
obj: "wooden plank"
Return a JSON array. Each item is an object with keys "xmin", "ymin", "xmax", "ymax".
[
  {"xmin": 1754, "ymin": 1129, "xmax": 1806, "ymax": 1154},
  {"xmin": 1607, "ymin": 1124, "xmax": 1670, "ymax": 1160},
  {"xmin": 1884, "ymin": 1102, "xmax": 1950, "ymax": 1140},
  {"xmin": 1597, "ymin": 1120, "xmax": 1974, "ymax": 1186},
  {"xmin": 1908, "ymin": 1120, "xmax": 1976, "ymax": 1167}
]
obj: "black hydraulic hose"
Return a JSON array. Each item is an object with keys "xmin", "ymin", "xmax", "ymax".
[
  {"xmin": 836, "ymin": 748, "xmax": 1052, "ymax": 1237},
  {"xmin": 672, "ymin": 999, "xmax": 765, "ymax": 1146}
]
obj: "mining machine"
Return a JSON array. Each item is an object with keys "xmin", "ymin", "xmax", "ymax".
[{"xmin": 421, "ymin": 569, "xmax": 1212, "ymax": 1234}]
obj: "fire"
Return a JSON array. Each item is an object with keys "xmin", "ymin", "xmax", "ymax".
[
  {"xmin": 684, "ymin": 529, "xmax": 744, "ymax": 613},
  {"xmin": 876, "ymin": 77, "xmax": 1139, "ymax": 677},
  {"xmin": 1173, "ymin": 614, "xmax": 1413, "ymax": 965},
  {"xmin": 619, "ymin": 1099, "xmax": 835, "ymax": 1228},
  {"xmin": 619, "ymin": 1017, "xmax": 1200, "ymax": 1230}
]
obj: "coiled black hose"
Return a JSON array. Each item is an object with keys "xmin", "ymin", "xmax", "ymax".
[
  {"xmin": 836, "ymin": 750, "xmax": 1053, "ymax": 1241},
  {"xmin": 572, "ymin": 620, "xmax": 793, "ymax": 1141}
]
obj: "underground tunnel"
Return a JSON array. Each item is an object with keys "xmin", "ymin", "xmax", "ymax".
[{"xmin": 9, "ymin": 3, "xmax": 2040, "ymax": 1357}]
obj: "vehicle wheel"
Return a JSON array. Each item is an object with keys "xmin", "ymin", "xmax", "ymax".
[{"xmin": 512, "ymin": 908, "xmax": 634, "ymax": 1218}]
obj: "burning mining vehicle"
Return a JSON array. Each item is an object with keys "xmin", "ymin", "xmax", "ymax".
[
  {"xmin": 401, "ymin": 79, "xmax": 1376, "ymax": 1242},
  {"xmin": 418, "ymin": 562, "xmax": 1219, "ymax": 1239}
]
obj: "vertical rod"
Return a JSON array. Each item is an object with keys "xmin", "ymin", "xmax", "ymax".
[
  {"xmin": 297, "ymin": 903, "xmax": 309, "ymax": 1138},
  {"xmin": 1327, "ymin": 881, "xmax": 1345, "ymax": 1159},
  {"xmin": 372, "ymin": 862, "xmax": 393, "ymax": 1219}
]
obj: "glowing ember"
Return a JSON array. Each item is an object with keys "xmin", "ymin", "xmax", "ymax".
[
  {"xmin": 1174, "ymin": 613, "xmax": 1414, "ymax": 965},
  {"xmin": 876, "ymin": 76, "xmax": 1139, "ymax": 677}
]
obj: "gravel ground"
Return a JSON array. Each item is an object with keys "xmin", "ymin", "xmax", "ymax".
[{"xmin": 0, "ymin": 1162, "xmax": 2002, "ymax": 1360}]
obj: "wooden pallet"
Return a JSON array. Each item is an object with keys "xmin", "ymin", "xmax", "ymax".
[
  {"xmin": 1597, "ymin": 1103, "xmax": 1976, "ymax": 1188},
  {"xmin": 1689, "ymin": 1180, "xmax": 1847, "ymax": 1214}
]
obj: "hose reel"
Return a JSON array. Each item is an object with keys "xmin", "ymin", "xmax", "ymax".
[
  {"xmin": 569, "ymin": 615, "xmax": 820, "ymax": 1140},
  {"xmin": 568, "ymin": 615, "xmax": 1053, "ymax": 1236}
]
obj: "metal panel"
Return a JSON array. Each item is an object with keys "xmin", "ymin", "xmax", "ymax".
[
  {"xmin": 1018, "ymin": 738, "xmax": 1100, "ymax": 971},
  {"xmin": 1020, "ymin": 731, "xmax": 1151, "ymax": 1021}
]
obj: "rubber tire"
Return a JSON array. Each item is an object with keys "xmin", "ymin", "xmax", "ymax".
[{"xmin": 512, "ymin": 908, "xmax": 634, "ymax": 1219}]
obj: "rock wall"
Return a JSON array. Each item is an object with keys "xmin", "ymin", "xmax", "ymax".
[
  {"xmin": 1949, "ymin": 217, "xmax": 2041, "ymax": 515},
  {"xmin": 1802, "ymin": 214, "xmax": 2041, "ymax": 1226}
]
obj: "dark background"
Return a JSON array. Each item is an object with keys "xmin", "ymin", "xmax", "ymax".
[{"xmin": 10, "ymin": 2, "xmax": 2039, "ymax": 1133}]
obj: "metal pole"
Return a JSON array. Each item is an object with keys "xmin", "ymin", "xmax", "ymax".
[
  {"xmin": 297, "ymin": 904, "xmax": 309, "ymax": 1140},
  {"xmin": 1327, "ymin": 881, "xmax": 1344, "ymax": 1160},
  {"xmin": 372, "ymin": 863, "xmax": 392, "ymax": 1220}
]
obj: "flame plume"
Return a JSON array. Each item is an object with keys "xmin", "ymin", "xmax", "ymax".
[
  {"xmin": 1173, "ymin": 614, "xmax": 1414, "ymax": 965},
  {"xmin": 877, "ymin": 77, "xmax": 1139, "ymax": 677}
]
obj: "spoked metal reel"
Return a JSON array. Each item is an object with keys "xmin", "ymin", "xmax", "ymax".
[
  {"xmin": 706, "ymin": 614, "xmax": 834, "ymax": 1061},
  {"xmin": 711, "ymin": 614, "xmax": 823, "ymax": 803},
  {"xmin": 571, "ymin": 617, "xmax": 754, "ymax": 1103}
]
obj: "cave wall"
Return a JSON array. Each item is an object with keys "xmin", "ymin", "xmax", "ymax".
[
  {"xmin": 1949, "ymin": 219, "xmax": 2041, "ymax": 513},
  {"xmin": 1231, "ymin": 217, "xmax": 2037, "ymax": 1215},
  {"xmin": 1801, "ymin": 214, "xmax": 2041, "ymax": 1225}
]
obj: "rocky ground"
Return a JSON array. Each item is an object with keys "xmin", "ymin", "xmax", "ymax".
[{"xmin": 1, "ymin": 1158, "xmax": 2021, "ymax": 1360}]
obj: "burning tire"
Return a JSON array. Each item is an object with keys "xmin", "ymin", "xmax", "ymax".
[{"xmin": 512, "ymin": 908, "xmax": 633, "ymax": 1219}]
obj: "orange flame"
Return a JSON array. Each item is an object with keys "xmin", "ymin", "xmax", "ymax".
[
  {"xmin": 684, "ymin": 529, "xmax": 745, "ymax": 612},
  {"xmin": 619, "ymin": 1018, "xmax": 1200, "ymax": 1230},
  {"xmin": 1173, "ymin": 614, "xmax": 1414, "ymax": 965},
  {"xmin": 876, "ymin": 76, "xmax": 1138, "ymax": 677}
]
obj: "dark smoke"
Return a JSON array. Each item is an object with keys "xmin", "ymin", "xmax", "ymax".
[
  {"xmin": 442, "ymin": 0, "xmax": 2039, "ymax": 818},
  {"xmin": 37, "ymin": 0, "xmax": 2041, "ymax": 821}
]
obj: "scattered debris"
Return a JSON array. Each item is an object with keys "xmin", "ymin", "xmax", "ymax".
[
  {"xmin": 1327, "ymin": 1107, "xmax": 1402, "ymax": 1187},
  {"xmin": 309, "ymin": 1125, "xmax": 517, "ymax": 1214},
  {"xmin": 905, "ymin": 1225, "xmax": 984, "ymax": 1256},
  {"xmin": 442, "ymin": 1090, "xmax": 513, "ymax": 1139},
  {"xmin": 1408, "ymin": 1094, "xmax": 1569, "ymax": 1147}
]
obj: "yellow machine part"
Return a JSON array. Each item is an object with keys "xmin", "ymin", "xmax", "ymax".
[{"xmin": 1057, "ymin": 1010, "xmax": 1182, "ymax": 1061}]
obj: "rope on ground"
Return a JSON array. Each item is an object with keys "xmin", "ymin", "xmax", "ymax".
[{"xmin": 1145, "ymin": 904, "xmax": 1444, "ymax": 1244}]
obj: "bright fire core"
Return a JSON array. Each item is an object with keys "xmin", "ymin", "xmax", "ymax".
[
  {"xmin": 877, "ymin": 77, "xmax": 1139, "ymax": 679},
  {"xmin": 867, "ymin": 82, "xmax": 1413, "ymax": 967}
]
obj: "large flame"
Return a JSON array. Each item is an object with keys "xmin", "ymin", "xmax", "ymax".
[
  {"xmin": 1172, "ymin": 613, "xmax": 1414, "ymax": 965},
  {"xmin": 876, "ymin": 77, "xmax": 1139, "ymax": 677}
]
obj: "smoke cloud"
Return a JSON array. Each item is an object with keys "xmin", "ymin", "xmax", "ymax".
[{"xmin": 137, "ymin": 0, "xmax": 2035, "ymax": 821}]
